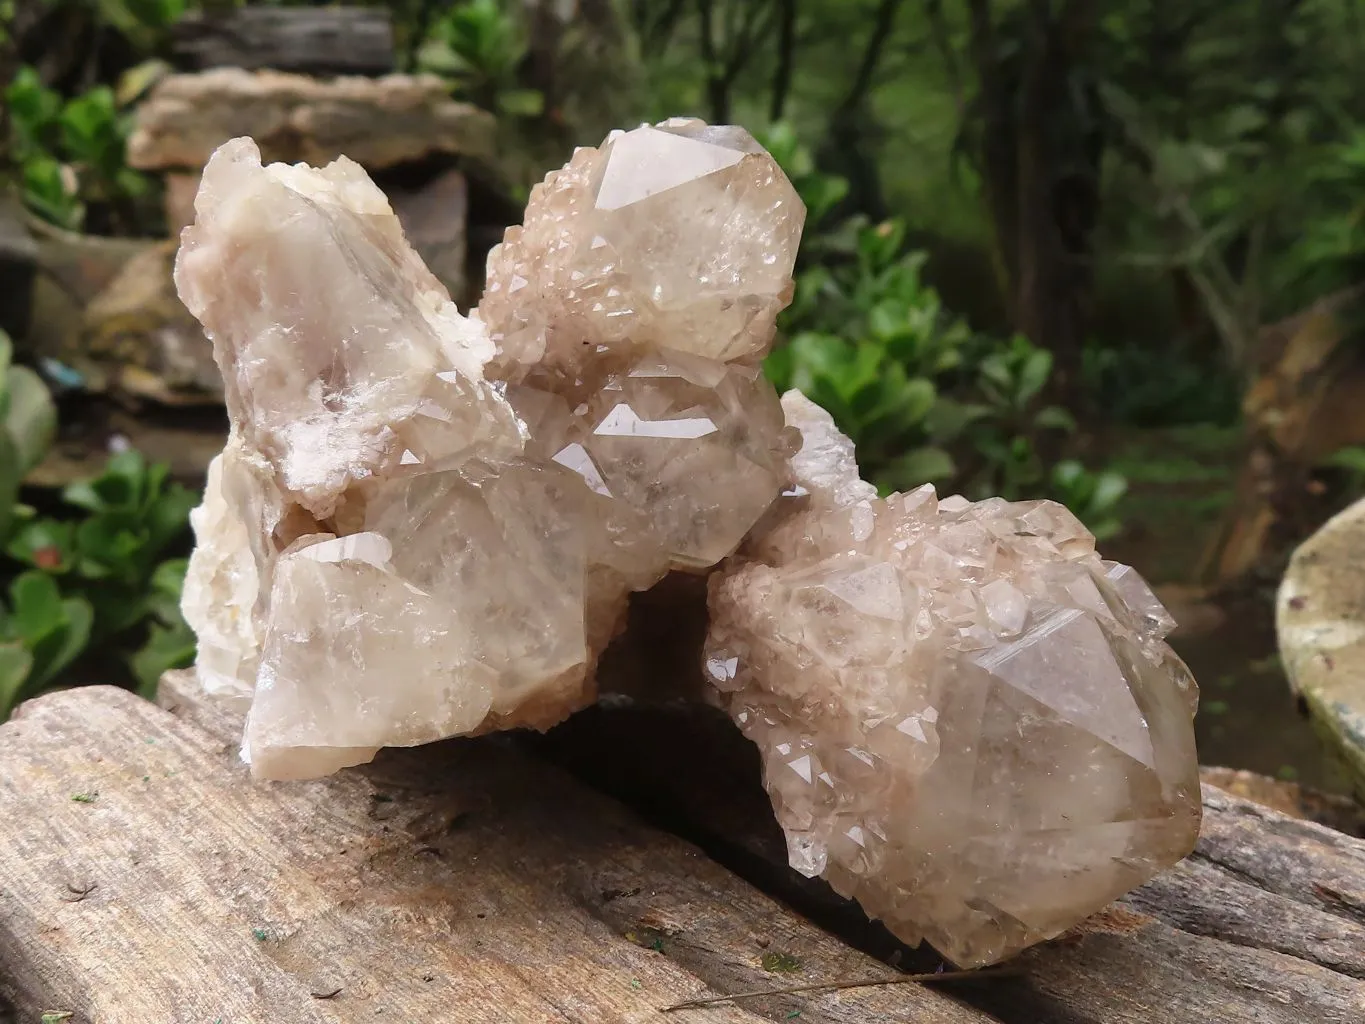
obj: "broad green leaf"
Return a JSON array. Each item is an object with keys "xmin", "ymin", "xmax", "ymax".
[
  {"xmin": 0, "ymin": 432, "xmax": 22, "ymax": 541},
  {"xmin": 4, "ymin": 365, "xmax": 57, "ymax": 474},
  {"xmin": 129, "ymin": 620, "xmax": 196, "ymax": 698},
  {"xmin": 1090, "ymin": 472, "xmax": 1130, "ymax": 513},
  {"xmin": 10, "ymin": 571, "xmax": 64, "ymax": 646},
  {"xmin": 7, "ymin": 518, "xmax": 77, "ymax": 572},
  {"xmin": 0, "ymin": 643, "xmax": 34, "ymax": 718},
  {"xmin": 1051, "ymin": 458, "xmax": 1086, "ymax": 490},
  {"xmin": 923, "ymin": 399, "xmax": 991, "ymax": 442},
  {"xmin": 1016, "ymin": 349, "xmax": 1053, "ymax": 407},
  {"xmin": 1034, "ymin": 404, "xmax": 1077, "ymax": 433},
  {"xmin": 75, "ymin": 514, "xmax": 146, "ymax": 581},
  {"xmin": 29, "ymin": 596, "xmax": 93, "ymax": 688},
  {"xmin": 1323, "ymin": 446, "xmax": 1365, "ymax": 473}
]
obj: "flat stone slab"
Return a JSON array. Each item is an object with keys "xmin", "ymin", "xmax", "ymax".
[
  {"xmin": 1278, "ymin": 496, "xmax": 1365, "ymax": 798},
  {"xmin": 127, "ymin": 69, "xmax": 496, "ymax": 172}
]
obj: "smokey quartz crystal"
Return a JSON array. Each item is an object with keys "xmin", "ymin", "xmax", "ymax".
[
  {"xmin": 175, "ymin": 119, "xmax": 1199, "ymax": 967},
  {"xmin": 704, "ymin": 392, "xmax": 1202, "ymax": 967}
]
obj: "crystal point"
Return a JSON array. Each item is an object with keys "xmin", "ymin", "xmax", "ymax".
[
  {"xmin": 703, "ymin": 390, "xmax": 1202, "ymax": 968},
  {"xmin": 178, "ymin": 122, "xmax": 801, "ymax": 779}
]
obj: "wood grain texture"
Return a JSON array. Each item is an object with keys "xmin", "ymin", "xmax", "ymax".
[
  {"xmin": 542, "ymin": 701, "xmax": 1365, "ymax": 1024},
  {"xmin": 0, "ymin": 676, "xmax": 992, "ymax": 1024}
]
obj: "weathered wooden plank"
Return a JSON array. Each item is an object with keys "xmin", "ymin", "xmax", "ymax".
[
  {"xmin": 542, "ymin": 701, "xmax": 1365, "ymax": 1024},
  {"xmin": 0, "ymin": 676, "xmax": 993, "ymax": 1024},
  {"xmin": 171, "ymin": 8, "xmax": 395, "ymax": 76}
]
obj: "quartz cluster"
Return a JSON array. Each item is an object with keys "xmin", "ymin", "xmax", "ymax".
[
  {"xmin": 177, "ymin": 119, "xmax": 802, "ymax": 780},
  {"xmin": 704, "ymin": 391, "xmax": 1202, "ymax": 967},
  {"xmin": 176, "ymin": 116, "xmax": 1201, "ymax": 968}
]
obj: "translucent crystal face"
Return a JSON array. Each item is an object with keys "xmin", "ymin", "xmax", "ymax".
[
  {"xmin": 704, "ymin": 392, "xmax": 1202, "ymax": 968},
  {"xmin": 478, "ymin": 117, "xmax": 804, "ymax": 374},
  {"xmin": 178, "ymin": 124, "xmax": 803, "ymax": 779},
  {"xmin": 175, "ymin": 126, "xmax": 1200, "ymax": 970}
]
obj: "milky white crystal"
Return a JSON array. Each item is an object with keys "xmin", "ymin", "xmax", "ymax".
[
  {"xmin": 704, "ymin": 391, "xmax": 1202, "ymax": 968},
  {"xmin": 178, "ymin": 122, "xmax": 803, "ymax": 778}
]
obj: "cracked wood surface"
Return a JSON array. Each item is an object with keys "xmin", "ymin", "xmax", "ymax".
[
  {"xmin": 0, "ymin": 674, "xmax": 992, "ymax": 1024},
  {"xmin": 3, "ymin": 672, "xmax": 1365, "ymax": 1024},
  {"xmin": 543, "ymin": 702, "xmax": 1365, "ymax": 1024}
]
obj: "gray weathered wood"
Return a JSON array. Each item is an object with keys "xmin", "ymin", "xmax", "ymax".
[
  {"xmin": 543, "ymin": 702, "xmax": 1365, "ymax": 1024},
  {"xmin": 172, "ymin": 8, "xmax": 395, "ymax": 76},
  {"xmin": 0, "ymin": 677, "xmax": 992, "ymax": 1024}
]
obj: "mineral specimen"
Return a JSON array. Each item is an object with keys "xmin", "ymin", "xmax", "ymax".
[
  {"xmin": 177, "ymin": 119, "xmax": 802, "ymax": 779},
  {"xmin": 704, "ymin": 391, "xmax": 1202, "ymax": 967},
  {"xmin": 176, "ymin": 117, "xmax": 1201, "ymax": 968}
]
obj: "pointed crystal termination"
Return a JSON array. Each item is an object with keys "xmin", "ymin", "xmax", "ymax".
[
  {"xmin": 178, "ymin": 122, "xmax": 803, "ymax": 779},
  {"xmin": 476, "ymin": 116, "xmax": 801, "ymax": 583},
  {"xmin": 704, "ymin": 391, "xmax": 1202, "ymax": 968}
]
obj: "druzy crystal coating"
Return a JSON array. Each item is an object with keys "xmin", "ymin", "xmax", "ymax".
[
  {"xmin": 705, "ymin": 392, "xmax": 1201, "ymax": 966},
  {"xmin": 176, "ymin": 118, "xmax": 1199, "ymax": 967}
]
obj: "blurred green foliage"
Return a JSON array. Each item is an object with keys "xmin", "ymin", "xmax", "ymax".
[
  {"xmin": 764, "ymin": 130, "xmax": 1126, "ymax": 531},
  {"xmin": 6, "ymin": 65, "xmax": 153, "ymax": 232},
  {"xmin": 0, "ymin": 333, "xmax": 195, "ymax": 718}
]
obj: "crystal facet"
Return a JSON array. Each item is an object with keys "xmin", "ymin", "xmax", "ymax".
[
  {"xmin": 177, "ymin": 122, "xmax": 1200, "ymax": 967},
  {"xmin": 178, "ymin": 123, "xmax": 802, "ymax": 778},
  {"xmin": 704, "ymin": 391, "xmax": 1202, "ymax": 967}
]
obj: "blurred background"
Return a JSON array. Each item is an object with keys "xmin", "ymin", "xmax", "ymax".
[{"xmin": 2, "ymin": 0, "xmax": 1364, "ymax": 796}]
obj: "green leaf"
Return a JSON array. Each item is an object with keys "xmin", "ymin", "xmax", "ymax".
[
  {"xmin": 4, "ymin": 365, "xmax": 57, "ymax": 474},
  {"xmin": 0, "ymin": 432, "xmax": 22, "ymax": 541},
  {"xmin": 29, "ymin": 597, "xmax": 93, "ymax": 688},
  {"xmin": 129, "ymin": 619, "xmax": 196, "ymax": 698},
  {"xmin": 115, "ymin": 58, "xmax": 171, "ymax": 106},
  {"xmin": 7, "ymin": 518, "xmax": 77, "ymax": 572},
  {"xmin": 1051, "ymin": 458, "xmax": 1086, "ymax": 490},
  {"xmin": 1033, "ymin": 405, "xmax": 1077, "ymax": 433},
  {"xmin": 142, "ymin": 482, "xmax": 197, "ymax": 559},
  {"xmin": 0, "ymin": 327, "xmax": 13, "ymax": 382},
  {"xmin": 75, "ymin": 514, "xmax": 146, "ymax": 581},
  {"xmin": 1090, "ymin": 471, "xmax": 1130, "ymax": 513},
  {"xmin": 1016, "ymin": 348, "xmax": 1053, "ymax": 407},
  {"xmin": 10, "ymin": 571, "xmax": 65, "ymax": 646},
  {"xmin": 923, "ymin": 400, "xmax": 992, "ymax": 442},
  {"xmin": 0, "ymin": 643, "xmax": 34, "ymax": 718},
  {"xmin": 1323, "ymin": 446, "xmax": 1365, "ymax": 473}
]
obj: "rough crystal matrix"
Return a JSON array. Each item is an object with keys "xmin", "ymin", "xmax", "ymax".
[
  {"xmin": 704, "ymin": 391, "xmax": 1202, "ymax": 967},
  {"xmin": 176, "ymin": 116, "xmax": 1200, "ymax": 968},
  {"xmin": 177, "ymin": 119, "xmax": 801, "ymax": 779}
]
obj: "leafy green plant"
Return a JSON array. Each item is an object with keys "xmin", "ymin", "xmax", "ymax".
[
  {"xmin": 417, "ymin": 0, "xmax": 543, "ymax": 117},
  {"xmin": 5, "ymin": 449, "xmax": 198, "ymax": 700},
  {"xmin": 5, "ymin": 65, "xmax": 152, "ymax": 232},
  {"xmin": 955, "ymin": 335, "xmax": 1079, "ymax": 500},
  {"xmin": 0, "ymin": 334, "xmax": 197, "ymax": 716},
  {"xmin": 767, "ymin": 217, "xmax": 975, "ymax": 493}
]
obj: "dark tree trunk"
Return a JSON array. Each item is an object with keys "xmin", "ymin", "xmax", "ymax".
[
  {"xmin": 966, "ymin": 0, "xmax": 1102, "ymax": 399},
  {"xmin": 769, "ymin": 0, "xmax": 797, "ymax": 121}
]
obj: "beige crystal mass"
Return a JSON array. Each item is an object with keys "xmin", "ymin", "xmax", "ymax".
[
  {"xmin": 704, "ymin": 391, "xmax": 1202, "ymax": 968},
  {"xmin": 176, "ymin": 118, "xmax": 1201, "ymax": 968},
  {"xmin": 177, "ymin": 121, "xmax": 802, "ymax": 779}
]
